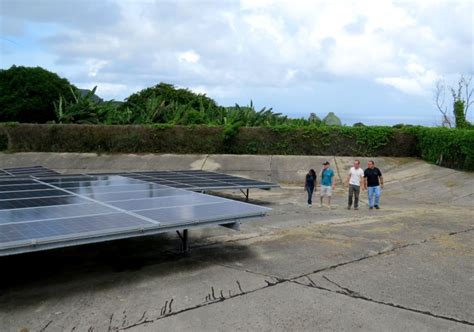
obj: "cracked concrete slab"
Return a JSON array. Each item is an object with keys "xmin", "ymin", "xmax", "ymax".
[
  {"xmin": 305, "ymin": 231, "xmax": 474, "ymax": 324},
  {"xmin": 130, "ymin": 282, "xmax": 472, "ymax": 332},
  {"xmin": 0, "ymin": 257, "xmax": 272, "ymax": 331},
  {"xmin": 192, "ymin": 223, "xmax": 393, "ymax": 279}
]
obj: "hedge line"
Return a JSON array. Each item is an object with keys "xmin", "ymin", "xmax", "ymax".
[
  {"xmin": 0, "ymin": 124, "xmax": 472, "ymax": 171},
  {"xmin": 412, "ymin": 127, "xmax": 474, "ymax": 171}
]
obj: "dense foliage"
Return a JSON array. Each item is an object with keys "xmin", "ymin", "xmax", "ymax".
[
  {"xmin": 413, "ymin": 127, "xmax": 474, "ymax": 171},
  {"xmin": 1, "ymin": 124, "xmax": 472, "ymax": 170},
  {"xmin": 53, "ymin": 82, "xmax": 325, "ymax": 127},
  {"xmin": 0, "ymin": 66, "xmax": 333, "ymax": 126},
  {"xmin": 0, "ymin": 66, "xmax": 75, "ymax": 123},
  {"xmin": 54, "ymin": 86, "xmax": 117, "ymax": 124}
]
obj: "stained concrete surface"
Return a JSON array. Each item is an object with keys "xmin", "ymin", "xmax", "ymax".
[{"xmin": 0, "ymin": 154, "xmax": 473, "ymax": 331}]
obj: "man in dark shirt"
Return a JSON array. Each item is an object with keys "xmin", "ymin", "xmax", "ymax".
[{"xmin": 364, "ymin": 160, "xmax": 384, "ymax": 209}]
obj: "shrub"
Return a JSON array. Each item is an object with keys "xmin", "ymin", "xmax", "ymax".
[
  {"xmin": 414, "ymin": 127, "xmax": 474, "ymax": 171},
  {"xmin": 0, "ymin": 124, "xmax": 472, "ymax": 171}
]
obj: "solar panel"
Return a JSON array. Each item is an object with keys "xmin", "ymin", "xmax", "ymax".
[
  {"xmin": 0, "ymin": 174, "xmax": 270, "ymax": 256},
  {"xmin": 122, "ymin": 170, "xmax": 279, "ymax": 191},
  {"xmin": 2, "ymin": 165, "xmax": 60, "ymax": 177}
]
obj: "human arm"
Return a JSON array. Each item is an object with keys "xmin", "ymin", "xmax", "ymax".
[
  {"xmin": 378, "ymin": 169, "xmax": 384, "ymax": 189},
  {"xmin": 363, "ymin": 170, "xmax": 368, "ymax": 190},
  {"xmin": 359, "ymin": 169, "xmax": 365, "ymax": 190}
]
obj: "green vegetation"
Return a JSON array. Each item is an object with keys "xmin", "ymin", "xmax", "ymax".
[
  {"xmin": 413, "ymin": 127, "xmax": 474, "ymax": 171},
  {"xmin": 54, "ymin": 86, "xmax": 117, "ymax": 124},
  {"xmin": 1, "ymin": 124, "xmax": 472, "ymax": 170},
  {"xmin": 1, "ymin": 66, "xmax": 473, "ymax": 171},
  {"xmin": 435, "ymin": 76, "xmax": 473, "ymax": 128},
  {"xmin": 0, "ymin": 66, "xmax": 329, "ymax": 127},
  {"xmin": 0, "ymin": 66, "xmax": 75, "ymax": 123}
]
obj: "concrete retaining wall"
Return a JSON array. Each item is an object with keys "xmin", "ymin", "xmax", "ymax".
[{"xmin": 0, "ymin": 152, "xmax": 419, "ymax": 185}]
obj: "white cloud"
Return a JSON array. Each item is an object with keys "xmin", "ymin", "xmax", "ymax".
[
  {"xmin": 376, "ymin": 62, "xmax": 441, "ymax": 95},
  {"xmin": 86, "ymin": 59, "xmax": 108, "ymax": 77},
  {"xmin": 75, "ymin": 82, "xmax": 135, "ymax": 101},
  {"xmin": 1, "ymin": 0, "xmax": 472, "ymax": 122},
  {"xmin": 178, "ymin": 50, "xmax": 200, "ymax": 64}
]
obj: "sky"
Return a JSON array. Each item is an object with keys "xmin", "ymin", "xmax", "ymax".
[{"xmin": 1, "ymin": 0, "xmax": 473, "ymax": 125}]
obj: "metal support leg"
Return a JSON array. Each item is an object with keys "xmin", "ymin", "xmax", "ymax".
[
  {"xmin": 176, "ymin": 229, "xmax": 189, "ymax": 254},
  {"xmin": 240, "ymin": 188, "xmax": 249, "ymax": 201}
]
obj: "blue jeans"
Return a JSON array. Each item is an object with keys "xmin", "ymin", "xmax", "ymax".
[
  {"xmin": 367, "ymin": 186, "xmax": 381, "ymax": 207},
  {"xmin": 306, "ymin": 186, "xmax": 314, "ymax": 204}
]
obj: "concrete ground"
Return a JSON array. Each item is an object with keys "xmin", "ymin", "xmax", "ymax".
[{"xmin": 0, "ymin": 154, "xmax": 473, "ymax": 331}]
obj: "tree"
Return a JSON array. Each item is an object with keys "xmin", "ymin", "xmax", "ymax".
[
  {"xmin": 119, "ymin": 82, "xmax": 221, "ymax": 123},
  {"xmin": 323, "ymin": 112, "xmax": 342, "ymax": 126},
  {"xmin": 54, "ymin": 86, "xmax": 117, "ymax": 124},
  {"xmin": 0, "ymin": 65, "xmax": 75, "ymax": 123},
  {"xmin": 435, "ymin": 76, "xmax": 473, "ymax": 128}
]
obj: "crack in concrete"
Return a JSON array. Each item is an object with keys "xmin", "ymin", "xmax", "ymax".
[
  {"xmin": 111, "ymin": 227, "xmax": 474, "ymax": 330},
  {"xmin": 448, "ymin": 227, "xmax": 474, "ymax": 236},
  {"xmin": 176, "ymin": 227, "xmax": 474, "ymax": 327},
  {"xmin": 118, "ymin": 280, "xmax": 285, "ymax": 330},
  {"xmin": 293, "ymin": 227, "xmax": 474, "ymax": 280},
  {"xmin": 292, "ymin": 276, "xmax": 474, "ymax": 326}
]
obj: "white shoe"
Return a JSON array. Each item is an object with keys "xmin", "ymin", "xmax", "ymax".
[
  {"xmin": 308, "ymin": 204, "xmax": 312, "ymax": 207},
  {"xmin": 319, "ymin": 203, "xmax": 323, "ymax": 208}
]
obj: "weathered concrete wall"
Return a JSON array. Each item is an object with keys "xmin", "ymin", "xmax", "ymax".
[{"xmin": 0, "ymin": 152, "xmax": 438, "ymax": 184}]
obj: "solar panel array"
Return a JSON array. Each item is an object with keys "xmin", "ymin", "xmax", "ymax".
[
  {"xmin": 0, "ymin": 170, "xmax": 270, "ymax": 256},
  {"xmin": 121, "ymin": 170, "xmax": 278, "ymax": 191}
]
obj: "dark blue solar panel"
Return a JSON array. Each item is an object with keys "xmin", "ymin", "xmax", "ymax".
[
  {"xmin": 0, "ymin": 203, "xmax": 115, "ymax": 224},
  {"xmin": 0, "ymin": 213, "xmax": 151, "ymax": 243},
  {"xmin": 136, "ymin": 201, "xmax": 266, "ymax": 226},
  {"xmin": 0, "ymin": 172, "xmax": 270, "ymax": 256},
  {"xmin": 84, "ymin": 188, "xmax": 191, "ymax": 202},
  {"xmin": 0, "ymin": 196, "xmax": 83, "ymax": 210},
  {"xmin": 126, "ymin": 170, "xmax": 278, "ymax": 190},
  {"xmin": 110, "ymin": 194, "xmax": 211, "ymax": 211},
  {"xmin": 0, "ymin": 189, "xmax": 69, "ymax": 200},
  {"xmin": 0, "ymin": 179, "xmax": 37, "ymax": 186},
  {"xmin": 0, "ymin": 183, "xmax": 52, "ymax": 192}
]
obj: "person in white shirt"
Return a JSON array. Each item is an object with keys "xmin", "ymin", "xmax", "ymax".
[{"xmin": 346, "ymin": 160, "xmax": 364, "ymax": 210}]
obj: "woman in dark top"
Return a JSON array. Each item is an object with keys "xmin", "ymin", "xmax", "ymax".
[{"xmin": 304, "ymin": 169, "xmax": 317, "ymax": 206}]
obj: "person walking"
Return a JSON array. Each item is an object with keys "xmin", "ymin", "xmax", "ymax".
[
  {"xmin": 304, "ymin": 169, "xmax": 317, "ymax": 207},
  {"xmin": 346, "ymin": 160, "xmax": 364, "ymax": 210},
  {"xmin": 319, "ymin": 161, "xmax": 335, "ymax": 208},
  {"xmin": 364, "ymin": 160, "xmax": 384, "ymax": 209}
]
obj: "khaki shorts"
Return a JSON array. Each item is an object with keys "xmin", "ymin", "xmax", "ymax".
[{"xmin": 320, "ymin": 185, "xmax": 332, "ymax": 197}]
